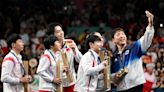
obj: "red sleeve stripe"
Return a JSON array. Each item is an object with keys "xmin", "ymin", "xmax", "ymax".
[
  {"xmin": 42, "ymin": 54, "xmax": 51, "ymax": 62},
  {"xmin": 87, "ymin": 60, "xmax": 95, "ymax": 92},
  {"xmin": 3, "ymin": 57, "xmax": 15, "ymax": 63}
]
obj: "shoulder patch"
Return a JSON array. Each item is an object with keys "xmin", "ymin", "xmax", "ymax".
[
  {"xmin": 125, "ymin": 50, "xmax": 130, "ymax": 55},
  {"xmin": 114, "ymin": 58, "xmax": 118, "ymax": 62}
]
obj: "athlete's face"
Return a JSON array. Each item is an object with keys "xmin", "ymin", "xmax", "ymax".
[
  {"xmin": 13, "ymin": 39, "xmax": 24, "ymax": 52},
  {"xmin": 54, "ymin": 25, "xmax": 64, "ymax": 42},
  {"xmin": 53, "ymin": 40, "xmax": 62, "ymax": 51},
  {"xmin": 113, "ymin": 31, "xmax": 127, "ymax": 46},
  {"xmin": 90, "ymin": 41, "xmax": 102, "ymax": 54}
]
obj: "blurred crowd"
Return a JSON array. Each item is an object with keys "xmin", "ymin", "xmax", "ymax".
[{"xmin": 0, "ymin": 0, "xmax": 163, "ymax": 92}]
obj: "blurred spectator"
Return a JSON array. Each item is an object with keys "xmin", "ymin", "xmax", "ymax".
[
  {"xmin": 0, "ymin": 46, "xmax": 3, "ymax": 91},
  {"xmin": 20, "ymin": 28, "xmax": 30, "ymax": 46},
  {"xmin": 28, "ymin": 58, "xmax": 39, "ymax": 92},
  {"xmin": 0, "ymin": 39, "xmax": 9, "ymax": 57},
  {"xmin": 143, "ymin": 63, "xmax": 160, "ymax": 92}
]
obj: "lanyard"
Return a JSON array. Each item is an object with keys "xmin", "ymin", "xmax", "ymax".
[
  {"xmin": 48, "ymin": 49, "xmax": 56, "ymax": 63},
  {"xmin": 10, "ymin": 52, "xmax": 26, "ymax": 75},
  {"xmin": 118, "ymin": 53, "xmax": 125, "ymax": 69},
  {"xmin": 90, "ymin": 50, "xmax": 100, "ymax": 65}
]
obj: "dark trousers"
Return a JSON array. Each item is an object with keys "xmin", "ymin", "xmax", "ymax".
[{"xmin": 118, "ymin": 84, "xmax": 143, "ymax": 92}]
